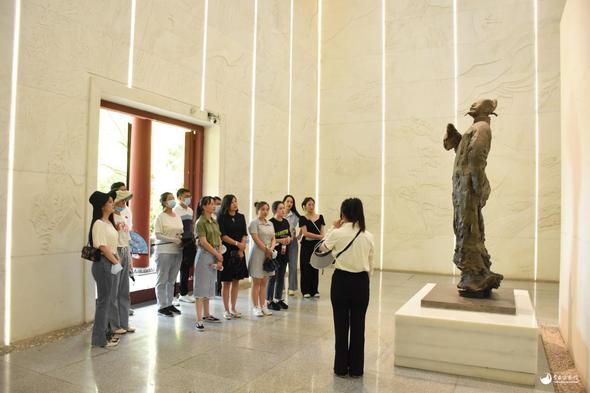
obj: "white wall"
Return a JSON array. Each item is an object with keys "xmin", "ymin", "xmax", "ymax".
[
  {"xmin": 560, "ymin": 0, "xmax": 590, "ymax": 388},
  {"xmin": 0, "ymin": 0, "xmax": 318, "ymax": 343},
  {"xmin": 0, "ymin": 0, "xmax": 565, "ymax": 343},
  {"xmin": 319, "ymin": 0, "xmax": 563, "ymax": 280}
]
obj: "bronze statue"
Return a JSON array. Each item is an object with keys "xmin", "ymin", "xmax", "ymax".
[{"xmin": 444, "ymin": 99, "xmax": 504, "ymax": 298}]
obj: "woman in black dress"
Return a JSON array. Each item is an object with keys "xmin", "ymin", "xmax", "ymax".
[
  {"xmin": 217, "ymin": 194, "xmax": 249, "ymax": 319},
  {"xmin": 298, "ymin": 197, "xmax": 325, "ymax": 297}
]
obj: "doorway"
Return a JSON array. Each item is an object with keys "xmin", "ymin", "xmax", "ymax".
[{"xmin": 97, "ymin": 100, "xmax": 204, "ymax": 304}]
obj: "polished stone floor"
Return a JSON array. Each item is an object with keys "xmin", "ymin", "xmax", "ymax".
[{"xmin": 1, "ymin": 271, "xmax": 559, "ymax": 393}]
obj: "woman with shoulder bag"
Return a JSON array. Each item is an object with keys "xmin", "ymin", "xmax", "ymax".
[
  {"xmin": 320, "ymin": 198, "xmax": 374, "ymax": 378},
  {"xmin": 193, "ymin": 196, "xmax": 224, "ymax": 331},
  {"xmin": 88, "ymin": 191, "xmax": 122, "ymax": 348},
  {"xmin": 218, "ymin": 194, "xmax": 249, "ymax": 320},
  {"xmin": 248, "ymin": 201, "xmax": 276, "ymax": 317},
  {"xmin": 298, "ymin": 197, "xmax": 325, "ymax": 298}
]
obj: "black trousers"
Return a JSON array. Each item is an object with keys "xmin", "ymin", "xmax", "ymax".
[
  {"xmin": 330, "ymin": 268, "xmax": 370, "ymax": 376},
  {"xmin": 179, "ymin": 243, "xmax": 196, "ymax": 296},
  {"xmin": 300, "ymin": 240, "xmax": 319, "ymax": 296}
]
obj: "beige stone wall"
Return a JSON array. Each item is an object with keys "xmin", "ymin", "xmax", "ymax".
[
  {"xmin": 560, "ymin": 0, "xmax": 590, "ymax": 388},
  {"xmin": 319, "ymin": 0, "xmax": 563, "ymax": 280},
  {"xmin": 0, "ymin": 0, "xmax": 565, "ymax": 343}
]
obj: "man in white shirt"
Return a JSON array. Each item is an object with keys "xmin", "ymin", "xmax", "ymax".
[{"xmin": 173, "ymin": 188, "xmax": 197, "ymax": 304}]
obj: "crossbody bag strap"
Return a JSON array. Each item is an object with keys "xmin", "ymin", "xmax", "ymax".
[{"xmin": 335, "ymin": 229, "xmax": 362, "ymax": 259}]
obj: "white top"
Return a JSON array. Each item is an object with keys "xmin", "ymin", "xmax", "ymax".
[
  {"xmin": 113, "ymin": 213, "xmax": 131, "ymax": 247},
  {"xmin": 92, "ymin": 219, "xmax": 119, "ymax": 255},
  {"xmin": 323, "ymin": 222, "xmax": 374, "ymax": 274},
  {"xmin": 154, "ymin": 211, "xmax": 183, "ymax": 254},
  {"xmin": 121, "ymin": 206, "xmax": 133, "ymax": 230}
]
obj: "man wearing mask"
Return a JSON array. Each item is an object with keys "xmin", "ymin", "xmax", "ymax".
[
  {"xmin": 213, "ymin": 196, "xmax": 222, "ymax": 219},
  {"xmin": 173, "ymin": 188, "xmax": 197, "ymax": 304}
]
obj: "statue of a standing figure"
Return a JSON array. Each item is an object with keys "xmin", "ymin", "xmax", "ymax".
[{"xmin": 444, "ymin": 99, "xmax": 504, "ymax": 298}]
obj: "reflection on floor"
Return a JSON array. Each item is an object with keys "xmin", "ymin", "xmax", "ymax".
[{"xmin": 1, "ymin": 270, "xmax": 559, "ymax": 393}]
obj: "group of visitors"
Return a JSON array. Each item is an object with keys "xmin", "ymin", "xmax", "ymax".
[{"xmin": 87, "ymin": 184, "xmax": 375, "ymax": 378}]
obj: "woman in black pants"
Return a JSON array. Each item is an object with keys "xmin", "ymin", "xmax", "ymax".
[
  {"xmin": 321, "ymin": 198, "xmax": 374, "ymax": 378},
  {"xmin": 298, "ymin": 197, "xmax": 325, "ymax": 298}
]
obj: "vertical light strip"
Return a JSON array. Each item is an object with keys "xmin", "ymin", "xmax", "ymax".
[
  {"xmin": 199, "ymin": 0, "xmax": 209, "ymax": 112},
  {"xmin": 5, "ymin": 0, "xmax": 21, "ymax": 346},
  {"xmin": 248, "ymin": 0, "xmax": 259, "ymax": 222},
  {"xmin": 379, "ymin": 0, "xmax": 386, "ymax": 270},
  {"xmin": 452, "ymin": 0, "xmax": 458, "ymax": 276},
  {"xmin": 314, "ymin": 0, "xmax": 322, "ymax": 209},
  {"xmin": 127, "ymin": 0, "xmax": 137, "ymax": 88},
  {"xmin": 533, "ymin": 0, "xmax": 539, "ymax": 281},
  {"xmin": 287, "ymin": 0, "xmax": 294, "ymax": 194}
]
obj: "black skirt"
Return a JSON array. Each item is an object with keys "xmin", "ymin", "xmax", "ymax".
[{"xmin": 220, "ymin": 250, "xmax": 249, "ymax": 282}]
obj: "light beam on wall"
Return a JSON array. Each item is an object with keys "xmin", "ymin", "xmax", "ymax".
[
  {"xmin": 5, "ymin": 0, "xmax": 21, "ymax": 346},
  {"xmin": 315, "ymin": 0, "xmax": 322, "ymax": 209},
  {"xmin": 379, "ymin": 0, "xmax": 386, "ymax": 270},
  {"xmin": 287, "ymin": 0, "xmax": 294, "ymax": 194},
  {"xmin": 533, "ymin": 0, "xmax": 540, "ymax": 281},
  {"xmin": 200, "ymin": 0, "xmax": 209, "ymax": 112},
  {"xmin": 248, "ymin": 0, "xmax": 259, "ymax": 222},
  {"xmin": 127, "ymin": 0, "xmax": 137, "ymax": 88}
]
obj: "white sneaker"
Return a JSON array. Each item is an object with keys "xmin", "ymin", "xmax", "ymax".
[
  {"xmin": 261, "ymin": 307, "xmax": 273, "ymax": 316},
  {"xmin": 288, "ymin": 290, "xmax": 296, "ymax": 296},
  {"xmin": 172, "ymin": 296, "xmax": 180, "ymax": 306},
  {"xmin": 303, "ymin": 294, "xmax": 311, "ymax": 298},
  {"xmin": 231, "ymin": 310, "xmax": 242, "ymax": 318},
  {"xmin": 313, "ymin": 293, "xmax": 320, "ymax": 298},
  {"xmin": 223, "ymin": 311, "xmax": 233, "ymax": 320},
  {"xmin": 179, "ymin": 295, "xmax": 195, "ymax": 303},
  {"xmin": 253, "ymin": 307, "xmax": 264, "ymax": 317}
]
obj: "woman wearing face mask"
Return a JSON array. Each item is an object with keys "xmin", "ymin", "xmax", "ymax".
[
  {"xmin": 109, "ymin": 190, "xmax": 136, "ymax": 335},
  {"xmin": 217, "ymin": 194, "xmax": 249, "ymax": 320},
  {"xmin": 299, "ymin": 197, "xmax": 325, "ymax": 298},
  {"xmin": 267, "ymin": 201, "xmax": 291, "ymax": 311},
  {"xmin": 248, "ymin": 201, "xmax": 276, "ymax": 317},
  {"xmin": 154, "ymin": 192, "xmax": 184, "ymax": 317},
  {"xmin": 193, "ymin": 196, "xmax": 223, "ymax": 331},
  {"xmin": 283, "ymin": 195, "xmax": 301, "ymax": 297},
  {"xmin": 88, "ymin": 191, "xmax": 121, "ymax": 348}
]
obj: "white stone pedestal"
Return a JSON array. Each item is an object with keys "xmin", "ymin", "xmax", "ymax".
[{"xmin": 394, "ymin": 283, "xmax": 539, "ymax": 385}]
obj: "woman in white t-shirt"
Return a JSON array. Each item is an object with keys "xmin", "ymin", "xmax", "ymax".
[
  {"xmin": 88, "ymin": 191, "xmax": 122, "ymax": 348},
  {"xmin": 153, "ymin": 192, "xmax": 184, "ymax": 317}
]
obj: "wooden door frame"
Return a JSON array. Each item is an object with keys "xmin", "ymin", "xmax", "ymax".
[{"xmin": 100, "ymin": 100, "xmax": 205, "ymax": 305}]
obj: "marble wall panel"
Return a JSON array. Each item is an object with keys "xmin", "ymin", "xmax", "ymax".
[
  {"xmin": 132, "ymin": 0, "xmax": 204, "ymax": 105},
  {"xmin": 560, "ymin": 1, "xmax": 590, "ymax": 386},
  {"xmin": 279, "ymin": 0, "xmax": 318, "ymax": 202},
  {"xmin": 383, "ymin": 1, "xmax": 453, "ymax": 272},
  {"xmin": 319, "ymin": 0, "xmax": 382, "ymax": 262},
  {"xmin": 10, "ymin": 253, "xmax": 86, "ymax": 341},
  {"xmin": 13, "ymin": 87, "xmax": 88, "ymax": 176}
]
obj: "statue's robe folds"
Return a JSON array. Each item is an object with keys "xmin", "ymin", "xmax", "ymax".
[{"xmin": 451, "ymin": 120, "xmax": 493, "ymax": 280}]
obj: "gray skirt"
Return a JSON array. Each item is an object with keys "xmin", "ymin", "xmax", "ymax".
[{"xmin": 193, "ymin": 248, "xmax": 218, "ymax": 299}]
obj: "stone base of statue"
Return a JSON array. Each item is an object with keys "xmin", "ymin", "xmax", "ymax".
[{"xmin": 394, "ymin": 283, "xmax": 539, "ymax": 385}]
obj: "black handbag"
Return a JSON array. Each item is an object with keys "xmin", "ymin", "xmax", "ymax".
[
  {"xmin": 262, "ymin": 258, "xmax": 279, "ymax": 273},
  {"xmin": 81, "ymin": 244, "xmax": 101, "ymax": 262}
]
